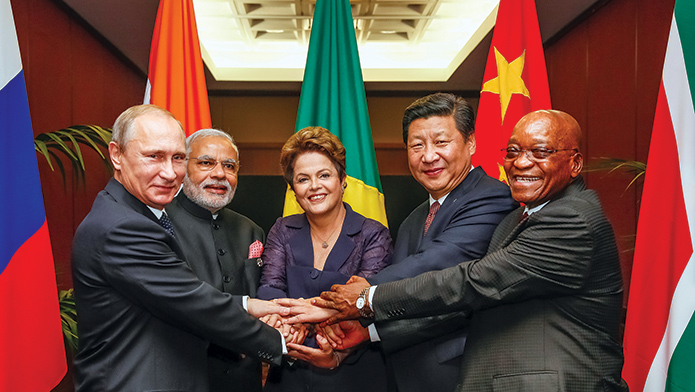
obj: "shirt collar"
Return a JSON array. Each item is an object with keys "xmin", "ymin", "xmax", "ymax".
[
  {"xmin": 524, "ymin": 201, "xmax": 550, "ymax": 217},
  {"xmin": 428, "ymin": 166, "xmax": 476, "ymax": 206},
  {"xmin": 147, "ymin": 205, "xmax": 164, "ymax": 219}
]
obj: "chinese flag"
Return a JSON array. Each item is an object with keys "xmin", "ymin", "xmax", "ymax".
[
  {"xmin": 474, "ymin": 0, "xmax": 551, "ymax": 181},
  {"xmin": 144, "ymin": 0, "xmax": 211, "ymax": 136}
]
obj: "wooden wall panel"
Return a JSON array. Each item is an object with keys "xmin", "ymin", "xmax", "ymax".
[
  {"xmin": 546, "ymin": 23, "xmax": 589, "ymax": 130},
  {"xmin": 586, "ymin": 0, "xmax": 638, "ymax": 291},
  {"xmin": 11, "ymin": 0, "xmax": 146, "ymax": 293},
  {"xmin": 545, "ymin": 0, "xmax": 675, "ymax": 297}
]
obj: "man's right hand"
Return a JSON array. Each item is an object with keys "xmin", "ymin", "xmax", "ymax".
[{"xmin": 274, "ymin": 297, "xmax": 339, "ymax": 324}]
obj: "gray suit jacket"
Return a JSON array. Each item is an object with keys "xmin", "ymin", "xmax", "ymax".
[
  {"xmin": 72, "ymin": 179, "xmax": 283, "ymax": 392},
  {"xmin": 373, "ymin": 177, "xmax": 627, "ymax": 392},
  {"xmin": 368, "ymin": 168, "xmax": 518, "ymax": 392},
  {"xmin": 167, "ymin": 192, "xmax": 266, "ymax": 392}
]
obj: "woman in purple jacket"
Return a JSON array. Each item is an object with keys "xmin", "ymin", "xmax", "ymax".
[{"xmin": 258, "ymin": 126, "xmax": 393, "ymax": 392}]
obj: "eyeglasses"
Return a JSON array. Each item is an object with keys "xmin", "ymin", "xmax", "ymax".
[
  {"xmin": 501, "ymin": 147, "xmax": 579, "ymax": 161},
  {"xmin": 189, "ymin": 157, "xmax": 240, "ymax": 174}
]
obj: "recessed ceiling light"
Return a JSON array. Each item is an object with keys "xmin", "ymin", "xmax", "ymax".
[{"xmin": 195, "ymin": 0, "xmax": 500, "ymax": 82}]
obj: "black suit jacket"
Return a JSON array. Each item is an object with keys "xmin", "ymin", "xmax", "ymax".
[
  {"xmin": 167, "ymin": 192, "xmax": 266, "ymax": 392},
  {"xmin": 71, "ymin": 179, "xmax": 283, "ymax": 392},
  {"xmin": 374, "ymin": 177, "xmax": 627, "ymax": 392},
  {"xmin": 368, "ymin": 168, "xmax": 518, "ymax": 392}
]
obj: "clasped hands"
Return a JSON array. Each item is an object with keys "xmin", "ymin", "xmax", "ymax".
[{"xmin": 249, "ymin": 276, "xmax": 371, "ymax": 368}]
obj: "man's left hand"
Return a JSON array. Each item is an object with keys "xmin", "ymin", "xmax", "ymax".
[{"xmin": 316, "ymin": 275, "xmax": 370, "ymax": 325}]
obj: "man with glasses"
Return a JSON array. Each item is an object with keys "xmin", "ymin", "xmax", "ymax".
[
  {"xmin": 167, "ymin": 129, "xmax": 267, "ymax": 392},
  {"xmin": 321, "ymin": 92, "xmax": 518, "ymax": 392},
  {"xmin": 287, "ymin": 109, "xmax": 628, "ymax": 392},
  {"xmin": 72, "ymin": 106, "xmax": 289, "ymax": 392}
]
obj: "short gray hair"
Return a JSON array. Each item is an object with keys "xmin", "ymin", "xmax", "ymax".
[
  {"xmin": 186, "ymin": 128, "xmax": 239, "ymax": 159},
  {"xmin": 112, "ymin": 104, "xmax": 182, "ymax": 148}
]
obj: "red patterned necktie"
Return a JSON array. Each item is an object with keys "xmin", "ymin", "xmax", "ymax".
[{"xmin": 423, "ymin": 201, "xmax": 440, "ymax": 235}]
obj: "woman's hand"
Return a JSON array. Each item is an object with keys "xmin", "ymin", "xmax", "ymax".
[{"xmin": 287, "ymin": 334, "xmax": 340, "ymax": 369}]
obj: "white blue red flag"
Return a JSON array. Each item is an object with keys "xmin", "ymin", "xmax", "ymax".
[{"xmin": 0, "ymin": 1, "xmax": 66, "ymax": 389}]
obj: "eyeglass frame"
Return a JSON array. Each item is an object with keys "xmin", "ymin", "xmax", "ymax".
[
  {"xmin": 188, "ymin": 156, "xmax": 240, "ymax": 174},
  {"xmin": 501, "ymin": 147, "xmax": 579, "ymax": 161}
]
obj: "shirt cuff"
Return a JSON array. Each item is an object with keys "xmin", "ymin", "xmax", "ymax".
[
  {"xmin": 368, "ymin": 323, "xmax": 381, "ymax": 342},
  {"xmin": 278, "ymin": 330, "xmax": 288, "ymax": 354},
  {"xmin": 244, "ymin": 296, "xmax": 287, "ymax": 354}
]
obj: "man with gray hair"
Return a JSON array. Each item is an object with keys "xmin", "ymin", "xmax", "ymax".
[
  {"xmin": 72, "ymin": 105, "xmax": 287, "ymax": 391},
  {"xmin": 167, "ymin": 128, "xmax": 267, "ymax": 391}
]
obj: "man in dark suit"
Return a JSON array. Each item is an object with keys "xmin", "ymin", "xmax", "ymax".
[
  {"xmin": 167, "ymin": 128, "xmax": 266, "ymax": 392},
  {"xmin": 291, "ymin": 110, "xmax": 628, "ymax": 391},
  {"xmin": 71, "ymin": 105, "xmax": 288, "ymax": 392},
  {"xmin": 344, "ymin": 93, "xmax": 517, "ymax": 392}
]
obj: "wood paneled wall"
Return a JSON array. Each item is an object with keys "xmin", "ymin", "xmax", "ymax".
[
  {"xmin": 14, "ymin": 0, "xmax": 676, "ymax": 297},
  {"xmin": 545, "ymin": 0, "xmax": 675, "ymax": 296},
  {"xmin": 10, "ymin": 0, "xmax": 677, "ymax": 390},
  {"xmin": 12, "ymin": 0, "xmax": 146, "ymax": 291}
]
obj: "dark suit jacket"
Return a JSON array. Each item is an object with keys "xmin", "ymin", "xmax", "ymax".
[
  {"xmin": 367, "ymin": 167, "xmax": 518, "ymax": 392},
  {"xmin": 71, "ymin": 179, "xmax": 283, "ymax": 392},
  {"xmin": 374, "ymin": 177, "xmax": 627, "ymax": 392},
  {"xmin": 167, "ymin": 192, "xmax": 266, "ymax": 392},
  {"xmin": 258, "ymin": 203, "xmax": 392, "ymax": 300},
  {"xmin": 258, "ymin": 204, "xmax": 393, "ymax": 392}
]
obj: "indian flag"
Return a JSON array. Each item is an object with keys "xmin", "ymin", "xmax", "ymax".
[
  {"xmin": 622, "ymin": 1, "xmax": 695, "ymax": 390},
  {"xmin": 282, "ymin": 0, "xmax": 387, "ymax": 226},
  {"xmin": 144, "ymin": 0, "xmax": 211, "ymax": 136}
]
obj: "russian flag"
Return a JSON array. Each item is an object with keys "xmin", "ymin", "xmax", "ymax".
[{"xmin": 0, "ymin": 1, "xmax": 67, "ymax": 389}]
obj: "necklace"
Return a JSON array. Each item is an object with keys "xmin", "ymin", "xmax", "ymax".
[
  {"xmin": 311, "ymin": 208, "xmax": 345, "ymax": 249},
  {"xmin": 312, "ymin": 224, "xmax": 341, "ymax": 248}
]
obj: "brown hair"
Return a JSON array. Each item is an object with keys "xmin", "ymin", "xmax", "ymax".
[{"xmin": 280, "ymin": 126, "xmax": 347, "ymax": 189}]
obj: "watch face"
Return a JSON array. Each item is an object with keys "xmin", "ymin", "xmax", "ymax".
[{"xmin": 356, "ymin": 297, "xmax": 365, "ymax": 309}]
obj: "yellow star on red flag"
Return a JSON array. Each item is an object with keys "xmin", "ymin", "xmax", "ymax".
[{"xmin": 481, "ymin": 48, "xmax": 531, "ymax": 123}]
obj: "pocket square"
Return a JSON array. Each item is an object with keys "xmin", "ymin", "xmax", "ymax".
[{"xmin": 248, "ymin": 240, "xmax": 264, "ymax": 258}]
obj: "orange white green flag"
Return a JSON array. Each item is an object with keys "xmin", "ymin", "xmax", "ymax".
[
  {"xmin": 474, "ymin": 0, "xmax": 551, "ymax": 181},
  {"xmin": 144, "ymin": 0, "xmax": 211, "ymax": 136}
]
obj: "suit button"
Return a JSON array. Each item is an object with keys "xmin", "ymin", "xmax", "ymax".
[
  {"xmin": 309, "ymin": 269, "xmax": 319, "ymax": 279},
  {"xmin": 223, "ymin": 276, "xmax": 231, "ymax": 283},
  {"xmin": 218, "ymin": 249, "xmax": 226, "ymax": 256},
  {"xmin": 212, "ymin": 223, "xmax": 220, "ymax": 230}
]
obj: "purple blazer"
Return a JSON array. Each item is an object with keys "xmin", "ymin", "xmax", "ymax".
[{"xmin": 258, "ymin": 203, "xmax": 392, "ymax": 300}]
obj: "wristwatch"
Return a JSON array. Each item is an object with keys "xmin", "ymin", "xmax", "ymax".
[{"xmin": 356, "ymin": 287, "xmax": 374, "ymax": 319}]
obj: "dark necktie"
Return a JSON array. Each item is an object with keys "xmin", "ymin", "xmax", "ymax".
[
  {"xmin": 520, "ymin": 211, "xmax": 529, "ymax": 224},
  {"xmin": 159, "ymin": 212, "xmax": 176, "ymax": 237},
  {"xmin": 423, "ymin": 201, "xmax": 440, "ymax": 235}
]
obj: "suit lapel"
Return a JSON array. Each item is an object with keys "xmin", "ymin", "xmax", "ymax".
[
  {"xmin": 489, "ymin": 208, "xmax": 528, "ymax": 252},
  {"xmin": 421, "ymin": 167, "xmax": 485, "ymax": 243},
  {"xmin": 288, "ymin": 215, "xmax": 314, "ymax": 268},
  {"xmin": 406, "ymin": 201, "xmax": 429, "ymax": 256},
  {"xmin": 105, "ymin": 178, "xmax": 187, "ymax": 258},
  {"xmin": 323, "ymin": 204, "xmax": 361, "ymax": 272}
]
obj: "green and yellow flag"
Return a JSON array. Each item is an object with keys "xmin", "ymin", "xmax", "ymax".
[{"xmin": 282, "ymin": 0, "xmax": 387, "ymax": 226}]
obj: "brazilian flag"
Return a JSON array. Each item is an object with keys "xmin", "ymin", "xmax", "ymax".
[{"xmin": 282, "ymin": 0, "xmax": 388, "ymax": 227}]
